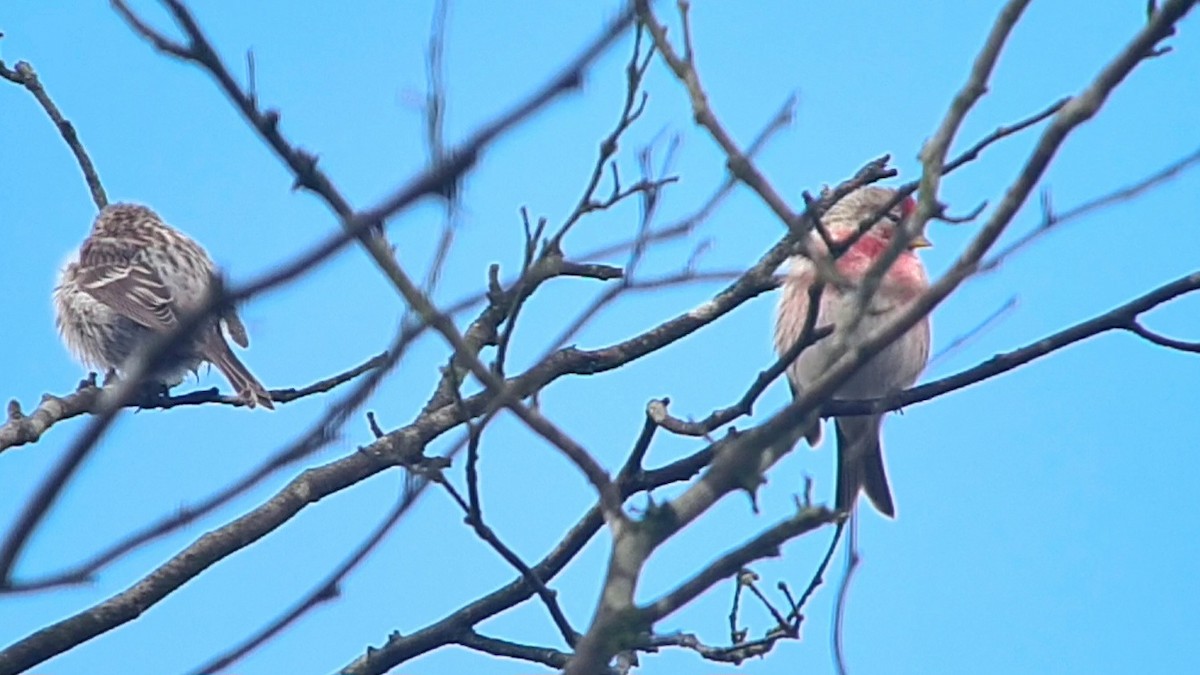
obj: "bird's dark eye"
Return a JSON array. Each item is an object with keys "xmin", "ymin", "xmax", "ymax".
[{"xmin": 884, "ymin": 211, "xmax": 902, "ymax": 224}]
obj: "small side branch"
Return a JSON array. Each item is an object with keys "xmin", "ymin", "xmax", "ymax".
[
  {"xmin": 438, "ymin": 478, "xmax": 580, "ymax": 647},
  {"xmin": 1127, "ymin": 320, "xmax": 1200, "ymax": 353},
  {"xmin": 0, "ymin": 352, "xmax": 385, "ymax": 455},
  {"xmin": 640, "ymin": 507, "xmax": 838, "ymax": 625},
  {"xmin": 984, "ymin": 146, "xmax": 1200, "ymax": 270},
  {"xmin": 454, "ymin": 631, "xmax": 572, "ymax": 670},
  {"xmin": 648, "ymin": 323, "xmax": 832, "ymax": 437},
  {"xmin": 186, "ymin": 491, "xmax": 420, "ymax": 675},
  {"xmin": 0, "ymin": 57, "xmax": 107, "ymax": 208},
  {"xmin": 826, "ymin": 270, "xmax": 1200, "ymax": 417}
]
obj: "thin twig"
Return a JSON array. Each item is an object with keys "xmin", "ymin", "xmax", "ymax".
[
  {"xmin": 832, "ymin": 517, "xmax": 859, "ymax": 675},
  {"xmin": 1127, "ymin": 320, "xmax": 1200, "ymax": 353},
  {"xmin": 927, "ymin": 296, "xmax": 1018, "ymax": 369},
  {"xmin": 0, "ymin": 58, "xmax": 107, "ymax": 208},
  {"xmin": 983, "ymin": 146, "xmax": 1200, "ymax": 270},
  {"xmin": 640, "ymin": 507, "xmax": 838, "ymax": 624},
  {"xmin": 825, "ymin": 269, "xmax": 1200, "ymax": 418},
  {"xmin": 648, "ymin": 321, "xmax": 832, "ymax": 437},
  {"xmin": 1, "ymin": 354, "xmax": 386, "ymax": 593},
  {"xmin": 437, "ymin": 478, "xmax": 580, "ymax": 647},
  {"xmin": 186, "ymin": 491, "xmax": 421, "ymax": 675},
  {"xmin": 453, "ymin": 631, "xmax": 573, "ymax": 670}
]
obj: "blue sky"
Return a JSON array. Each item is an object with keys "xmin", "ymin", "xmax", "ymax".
[{"xmin": 2, "ymin": 2, "xmax": 1199, "ymax": 674}]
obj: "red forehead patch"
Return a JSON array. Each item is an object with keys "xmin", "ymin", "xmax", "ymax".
[{"xmin": 899, "ymin": 195, "xmax": 917, "ymax": 218}]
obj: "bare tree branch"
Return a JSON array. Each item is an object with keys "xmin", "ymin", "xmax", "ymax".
[
  {"xmin": 107, "ymin": 0, "xmax": 637, "ymax": 311},
  {"xmin": 3, "ymin": 0, "xmax": 643, "ymax": 609},
  {"xmin": 4, "ymin": 1, "xmax": 1196, "ymax": 672},
  {"xmin": 1128, "ymin": 320, "xmax": 1200, "ymax": 353},
  {"xmin": 185, "ymin": 491, "xmax": 419, "ymax": 675},
  {"xmin": 0, "ymin": 351, "xmax": 386, "ymax": 588},
  {"xmin": 916, "ymin": 0, "xmax": 1032, "ymax": 234},
  {"xmin": 0, "ymin": 351, "xmax": 385, "ymax": 455},
  {"xmin": 927, "ymin": 296, "xmax": 1019, "ymax": 368},
  {"xmin": 560, "ymin": 2, "xmax": 1199, "ymax": 672},
  {"xmin": 334, "ymin": 267, "xmax": 1200, "ymax": 675},
  {"xmin": 984, "ymin": 145, "xmax": 1200, "ymax": 270},
  {"xmin": 438, "ymin": 475, "xmax": 580, "ymax": 647},
  {"xmin": 0, "ymin": 362, "xmax": 389, "ymax": 595},
  {"xmin": 454, "ymin": 631, "xmax": 573, "ymax": 670},
  {"xmin": 108, "ymin": 0, "xmax": 641, "ymax": 521},
  {"xmin": 806, "ymin": 0, "xmax": 1197, "ymax": 430},
  {"xmin": 827, "ymin": 269, "xmax": 1200, "ymax": 417},
  {"xmin": 647, "ymin": 320, "xmax": 832, "ymax": 438},
  {"xmin": 0, "ymin": 57, "xmax": 107, "ymax": 208}
]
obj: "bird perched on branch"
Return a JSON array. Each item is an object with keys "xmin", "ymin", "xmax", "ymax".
[
  {"xmin": 54, "ymin": 203, "xmax": 274, "ymax": 409},
  {"xmin": 774, "ymin": 186, "xmax": 931, "ymax": 517}
]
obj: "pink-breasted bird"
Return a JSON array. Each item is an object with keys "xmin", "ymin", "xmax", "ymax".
[
  {"xmin": 54, "ymin": 203, "xmax": 274, "ymax": 409},
  {"xmin": 774, "ymin": 186, "xmax": 931, "ymax": 517}
]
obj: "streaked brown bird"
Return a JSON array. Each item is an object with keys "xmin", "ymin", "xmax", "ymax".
[
  {"xmin": 774, "ymin": 187, "xmax": 931, "ymax": 517},
  {"xmin": 54, "ymin": 203, "xmax": 274, "ymax": 409}
]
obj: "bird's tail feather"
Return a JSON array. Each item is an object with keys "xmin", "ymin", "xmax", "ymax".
[
  {"xmin": 834, "ymin": 416, "xmax": 895, "ymax": 518},
  {"xmin": 204, "ymin": 331, "xmax": 274, "ymax": 410}
]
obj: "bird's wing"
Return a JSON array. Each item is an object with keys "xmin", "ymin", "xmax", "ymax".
[
  {"xmin": 77, "ymin": 239, "xmax": 178, "ymax": 332},
  {"xmin": 222, "ymin": 309, "xmax": 250, "ymax": 348}
]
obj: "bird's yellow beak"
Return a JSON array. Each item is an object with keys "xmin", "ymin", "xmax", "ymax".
[{"xmin": 908, "ymin": 234, "xmax": 933, "ymax": 250}]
